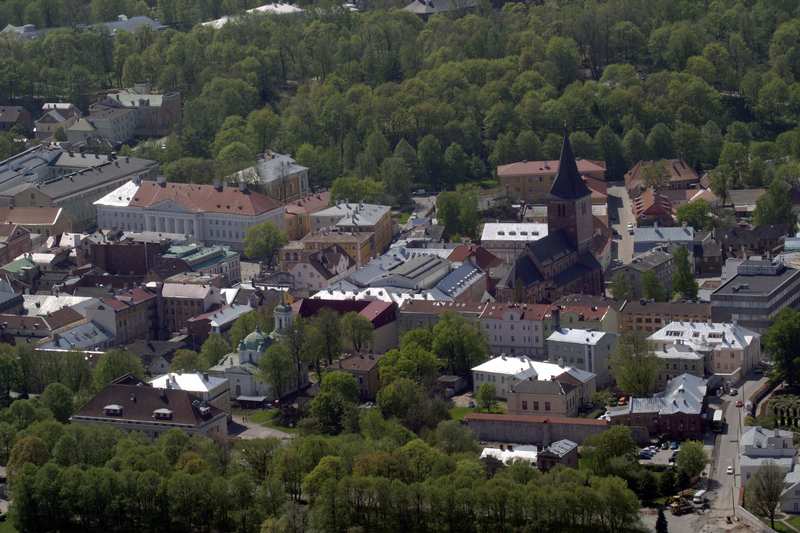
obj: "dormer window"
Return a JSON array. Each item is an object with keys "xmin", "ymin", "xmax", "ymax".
[
  {"xmin": 104, "ymin": 404, "xmax": 123, "ymax": 416},
  {"xmin": 153, "ymin": 408, "xmax": 173, "ymax": 420}
]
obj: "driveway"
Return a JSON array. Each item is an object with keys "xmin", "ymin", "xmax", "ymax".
[
  {"xmin": 608, "ymin": 184, "xmax": 635, "ymax": 264},
  {"xmin": 229, "ymin": 415, "xmax": 295, "ymax": 440}
]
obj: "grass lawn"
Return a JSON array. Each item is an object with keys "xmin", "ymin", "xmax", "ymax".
[
  {"xmin": 771, "ymin": 521, "xmax": 794, "ymax": 533},
  {"xmin": 787, "ymin": 516, "xmax": 800, "ymax": 529},
  {"xmin": 450, "ymin": 402, "xmax": 506, "ymax": 421},
  {"xmin": 234, "ymin": 409, "xmax": 299, "ymax": 434},
  {"xmin": 396, "ymin": 212, "xmax": 411, "ymax": 224},
  {"xmin": 0, "ymin": 521, "xmax": 17, "ymax": 533}
]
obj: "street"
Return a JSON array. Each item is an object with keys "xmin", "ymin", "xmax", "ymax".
[{"xmin": 608, "ymin": 184, "xmax": 635, "ymax": 264}]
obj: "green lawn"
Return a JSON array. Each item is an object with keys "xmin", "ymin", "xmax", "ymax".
[
  {"xmin": 0, "ymin": 521, "xmax": 17, "ymax": 533},
  {"xmin": 396, "ymin": 212, "xmax": 411, "ymax": 224},
  {"xmin": 771, "ymin": 521, "xmax": 794, "ymax": 533},
  {"xmin": 786, "ymin": 516, "xmax": 800, "ymax": 530},
  {"xmin": 450, "ymin": 402, "xmax": 506, "ymax": 421}
]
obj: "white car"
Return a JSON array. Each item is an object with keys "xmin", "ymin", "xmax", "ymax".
[{"xmin": 726, "ymin": 465, "xmax": 734, "ymax": 475}]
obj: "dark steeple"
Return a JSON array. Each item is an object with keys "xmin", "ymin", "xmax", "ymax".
[{"xmin": 549, "ymin": 130, "xmax": 592, "ymax": 200}]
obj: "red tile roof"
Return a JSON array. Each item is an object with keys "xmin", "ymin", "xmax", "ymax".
[
  {"xmin": 0, "ymin": 207, "xmax": 62, "ymax": 225},
  {"xmin": 399, "ymin": 300, "xmax": 487, "ymax": 315},
  {"xmin": 130, "ymin": 181, "xmax": 282, "ymax": 216},
  {"xmin": 285, "ymin": 191, "xmax": 331, "ymax": 215},
  {"xmin": 497, "ymin": 159, "xmax": 606, "ymax": 178},
  {"xmin": 448, "ymin": 244, "xmax": 503, "ymax": 271},
  {"xmin": 464, "ymin": 412, "xmax": 608, "ymax": 426},
  {"xmin": 297, "ymin": 298, "xmax": 397, "ymax": 329}
]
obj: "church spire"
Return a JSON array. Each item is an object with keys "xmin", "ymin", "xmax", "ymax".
[{"xmin": 549, "ymin": 129, "xmax": 591, "ymax": 200}]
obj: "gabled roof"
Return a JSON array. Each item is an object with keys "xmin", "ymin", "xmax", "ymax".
[
  {"xmin": 549, "ymin": 132, "xmax": 592, "ymax": 200},
  {"xmin": 121, "ymin": 180, "xmax": 282, "ymax": 216}
]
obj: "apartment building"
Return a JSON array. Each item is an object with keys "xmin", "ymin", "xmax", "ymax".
[
  {"xmin": 497, "ymin": 158, "xmax": 606, "ymax": 203},
  {"xmin": 161, "ymin": 281, "xmax": 223, "ymax": 335},
  {"xmin": 648, "ymin": 320, "xmax": 761, "ymax": 380},
  {"xmin": 610, "ymin": 248, "xmax": 673, "ymax": 299},
  {"xmin": 711, "ymin": 258, "xmax": 800, "ymax": 333},
  {"xmin": 618, "ymin": 299, "xmax": 711, "ymax": 334},
  {"xmin": 546, "ymin": 329, "xmax": 617, "ymax": 387},
  {"xmin": 310, "ymin": 202, "xmax": 393, "ymax": 255}
]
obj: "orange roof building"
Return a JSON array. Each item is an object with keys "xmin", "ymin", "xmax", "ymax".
[{"xmin": 94, "ymin": 179, "xmax": 286, "ymax": 253}]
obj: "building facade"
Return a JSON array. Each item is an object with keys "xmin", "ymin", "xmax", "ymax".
[
  {"xmin": 497, "ymin": 158, "xmax": 606, "ymax": 204},
  {"xmin": 546, "ymin": 329, "xmax": 617, "ymax": 387},
  {"xmin": 618, "ymin": 299, "xmax": 711, "ymax": 334},
  {"xmin": 95, "ymin": 179, "xmax": 285, "ymax": 252}
]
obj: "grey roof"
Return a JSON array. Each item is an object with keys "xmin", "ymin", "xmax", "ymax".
[
  {"xmin": 713, "ymin": 266, "xmax": 800, "ymax": 297},
  {"xmin": 608, "ymin": 373, "xmax": 706, "ymax": 417},
  {"xmin": 38, "ymin": 321, "xmax": 111, "ymax": 350},
  {"xmin": 634, "ymin": 225, "xmax": 695, "ymax": 243},
  {"xmin": 739, "ymin": 456, "xmax": 794, "ymax": 469},
  {"xmin": 626, "ymin": 248, "xmax": 672, "ymax": 273},
  {"xmin": 403, "ymin": 0, "xmax": 477, "ymax": 14},
  {"xmin": 97, "ymin": 16, "xmax": 166, "ymax": 33},
  {"xmin": 0, "ymin": 146, "xmax": 156, "ymax": 200},
  {"xmin": 549, "ymin": 132, "xmax": 592, "ymax": 200},
  {"xmin": 435, "ymin": 261, "xmax": 483, "ymax": 297},
  {"xmin": 233, "ymin": 152, "xmax": 307, "ymax": 185},
  {"xmin": 315, "ymin": 202, "xmax": 390, "ymax": 228},
  {"xmin": 545, "ymin": 439, "xmax": 578, "ymax": 457},
  {"xmin": 741, "ymin": 426, "xmax": 793, "ymax": 448}
]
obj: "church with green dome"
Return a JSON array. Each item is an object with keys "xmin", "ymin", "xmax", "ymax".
[{"xmin": 208, "ymin": 300, "xmax": 307, "ymax": 403}]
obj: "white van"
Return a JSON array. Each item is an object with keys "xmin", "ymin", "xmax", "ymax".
[{"xmin": 692, "ymin": 489, "xmax": 707, "ymax": 504}]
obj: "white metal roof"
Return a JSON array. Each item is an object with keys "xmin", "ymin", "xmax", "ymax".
[
  {"xmin": 546, "ymin": 328, "xmax": 613, "ymax": 346},
  {"xmin": 481, "ymin": 222, "xmax": 548, "ymax": 242},
  {"xmin": 94, "ymin": 180, "xmax": 139, "ymax": 207},
  {"xmin": 150, "ymin": 372, "xmax": 228, "ymax": 393},
  {"xmin": 648, "ymin": 321, "xmax": 759, "ymax": 351},
  {"xmin": 480, "ymin": 445, "xmax": 538, "ymax": 465},
  {"xmin": 471, "ymin": 355, "xmax": 595, "ymax": 383}
]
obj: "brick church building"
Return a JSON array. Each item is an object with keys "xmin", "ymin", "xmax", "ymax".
[{"xmin": 496, "ymin": 132, "xmax": 604, "ymax": 303}]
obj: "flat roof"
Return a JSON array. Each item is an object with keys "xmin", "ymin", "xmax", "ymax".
[
  {"xmin": 481, "ymin": 223, "xmax": 549, "ymax": 242},
  {"xmin": 713, "ymin": 267, "xmax": 800, "ymax": 297},
  {"xmin": 547, "ymin": 328, "xmax": 614, "ymax": 346}
]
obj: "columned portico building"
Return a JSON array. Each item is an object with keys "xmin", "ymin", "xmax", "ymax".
[{"xmin": 94, "ymin": 179, "xmax": 285, "ymax": 251}]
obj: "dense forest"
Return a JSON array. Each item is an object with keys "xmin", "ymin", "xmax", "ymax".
[{"xmin": 2, "ymin": 0, "xmax": 800, "ymax": 208}]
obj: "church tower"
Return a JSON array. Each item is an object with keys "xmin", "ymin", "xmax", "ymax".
[{"xmin": 547, "ymin": 130, "xmax": 594, "ymax": 254}]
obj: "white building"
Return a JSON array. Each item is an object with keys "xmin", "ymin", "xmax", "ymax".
[
  {"xmin": 480, "ymin": 222, "xmax": 549, "ymax": 263},
  {"xmin": 478, "ymin": 302, "xmax": 550, "ymax": 357},
  {"xmin": 546, "ymin": 328, "xmax": 618, "ymax": 387},
  {"xmin": 150, "ymin": 372, "xmax": 231, "ymax": 411},
  {"xmin": 648, "ymin": 321, "xmax": 761, "ymax": 382},
  {"xmin": 94, "ymin": 179, "xmax": 285, "ymax": 251},
  {"xmin": 738, "ymin": 426, "xmax": 795, "ymax": 500},
  {"xmin": 471, "ymin": 355, "xmax": 595, "ymax": 400}
]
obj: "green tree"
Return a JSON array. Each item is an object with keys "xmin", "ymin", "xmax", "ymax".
[
  {"xmin": 200, "ymin": 334, "xmax": 231, "ymax": 368},
  {"xmin": 747, "ymin": 463, "xmax": 785, "ymax": 529},
  {"xmin": 319, "ymin": 371, "xmax": 359, "ymax": 404},
  {"xmin": 443, "ymin": 142, "xmax": 470, "ymax": 187},
  {"xmin": 432, "ymin": 312, "xmax": 487, "ymax": 375},
  {"xmin": 92, "ymin": 349, "xmax": 144, "ymax": 391},
  {"xmin": 642, "ymin": 271, "xmax": 666, "ymax": 302},
  {"xmin": 764, "ymin": 308, "xmax": 800, "ymax": 386},
  {"xmin": 672, "ymin": 246, "xmax": 698, "ymax": 299},
  {"xmin": 40, "ymin": 383, "xmax": 73, "ymax": 423},
  {"xmin": 436, "ymin": 191, "xmax": 460, "ymax": 237},
  {"xmin": 754, "ymin": 178, "xmax": 796, "ymax": 229},
  {"xmin": 309, "ymin": 372, "xmax": 359, "ymax": 434},
  {"xmin": 243, "ymin": 221, "xmax": 287, "ymax": 265},
  {"xmin": 307, "ymin": 309, "xmax": 341, "ymax": 369},
  {"xmin": 259, "ymin": 343, "xmax": 293, "ymax": 399},
  {"xmin": 330, "ymin": 176, "xmax": 385, "ymax": 204},
  {"xmin": 0, "ymin": 352, "xmax": 18, "ymax": 405},
  {"xmin": 379, "ymin": 342, "xmax": 440, "ymax": 389},
  {"xmin": 582, "ymin": 426, "xmax": 637, "ymax": 476},
  {"xmin": 610, "ymin": 333, "xmax": 662, "ymax": 396},
  {"xmin": 170, "ymin": 349, "xmax": 206, "ymax": 373},
  {"xmin": 475, "ymin": 383, "xmax": 497, "ymax": 412},
  {"xmin": 545, "ymin": 36, "xmax": 579, "ymax": 88},
  {"xmin": 417, "ymin": 135, "xmax": 442, "ymax": 190},
  {"xmin": 622, "ymin": 127, "xmax": 649, "ymax": 166},
  {"xmin": 595, "ymin": 126, "xmax": 627, "ymax": 179},
  {"xmin": 610, "ymin": 272, "xmax": 632, "ymax": 301},
  {"xmin": 7, "ymin": 436, "xmax": 48, "ymax": 481},
  {"xmin": 676, "ymin": 440, "xmax": 707, "ymax": 480},
  {"xmin": 676, "ymin": 199, "xmax": 712, "ymax": 230},
  {"xmin": 433, "ymin": 420, "xmax": 477, "ymax": 454},
  {"xmin": 380, "ymin": 156, "xmax": 412, "ymax": 207},
  {"xmin": 340, "ymin": 312, "xmax": 373, "ymax": 353},
  {"xmin": 229, "ymin": 310, "xmax": 271, "ymax": 349},
  {"xmin": 646, "ymin": 124, "xmax": 673, "ymax": 159},
  {"xmin": 640, "ymin": 160, "xmax": 670, "ymax": 189}
]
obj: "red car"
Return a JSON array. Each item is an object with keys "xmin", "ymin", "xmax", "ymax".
[{"xmin": 736, "ymin": 400, "xmax": 743, "ymax": 408}]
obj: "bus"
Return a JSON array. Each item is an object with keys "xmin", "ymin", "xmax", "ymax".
[{"xmin": 711, "ymin": 409, "xmax": 725, "ymax": 433}]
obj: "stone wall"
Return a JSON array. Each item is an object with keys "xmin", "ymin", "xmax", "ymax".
[{"xmin": 464, "ymin": 413, "xmax": 649, "ymax": 446}]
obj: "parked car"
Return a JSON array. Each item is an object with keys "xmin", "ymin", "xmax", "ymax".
[
  {"xmin": 726, "ymin": 465, "xmax": 734, "ymax": 475},
  {"xmin": 670, "ymin": 441, "xmax": 680, "ymax": 450},
  {"xmin": 627, "ymin": 223, "xmax": 635, "ymax": 234},
  {"xmin": 730, "ymin": 388, "xmax": 738, "ymax": 396},
  {"xmin": 661, "ymin": 441, "xmax": 670, "ymax": 450}
]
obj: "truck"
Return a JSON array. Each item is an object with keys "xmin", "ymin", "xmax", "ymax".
[{"xmin": 692, "ymin": 489, "xmax": 707, "ymax": 504}]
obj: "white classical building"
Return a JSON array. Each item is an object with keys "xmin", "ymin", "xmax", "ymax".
[
  {"xmin": 648, "ymin": 321, "xmax": 761, "ymax": 381},
  {"xmin": 471, "ymin": 355, "xmax": 595, "ymax": 401},
  {"xmin": 94, "ymin": 179, "xmax": 285, "ymax": 251}
]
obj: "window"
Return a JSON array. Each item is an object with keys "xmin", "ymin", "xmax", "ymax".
[
  {"xmin": 533, "ymin": 401, "xmax": 539, "ymax": 410},
  {"xmin": 522, "ymin": 401, "xmax": 528, "ymax": 410},
  {"xmin": 545, "ymin": 402, "xmax": 551, "ymax": 411}
]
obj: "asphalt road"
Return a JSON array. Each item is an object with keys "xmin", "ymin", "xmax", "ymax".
[
  {"xmin": 708, "ymin": 375, "xmax": 768, "ymax": 513},
  {"xmin": 608, "ymin": 184, "xmax": 635, "ymax": 264}
]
